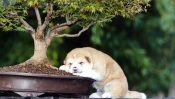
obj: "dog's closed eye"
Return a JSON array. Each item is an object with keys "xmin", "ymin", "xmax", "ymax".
[
  {"xmin": 69, "ymin": 63, "xmax": 72, "ymax": 66},
  {"xmin": 79, "ymin": 62, "xmax": 83, "ymax": 65}
]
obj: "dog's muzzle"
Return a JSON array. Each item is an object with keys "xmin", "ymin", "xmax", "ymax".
[{"xmin": 73, "ymin": 67, "xmax": 78, "ymax": 73}]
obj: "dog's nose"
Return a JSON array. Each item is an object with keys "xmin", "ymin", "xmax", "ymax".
[
  {"xmin": 73, "ymin": 67, "xmax": 78, "ymax": 73},
  {"xmin": 73, "ymin": 67, "xmax": 77, "ymax": 69}
]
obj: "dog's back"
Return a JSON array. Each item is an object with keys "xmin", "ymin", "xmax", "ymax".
[{"xmin": 82, "ymin": 47, "xmax": 129, "ymax": 98}]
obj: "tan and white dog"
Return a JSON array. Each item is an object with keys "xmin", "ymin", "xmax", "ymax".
[{"xmin": 59, "ymin": 47, "xmax": 146, "ymax": 99}]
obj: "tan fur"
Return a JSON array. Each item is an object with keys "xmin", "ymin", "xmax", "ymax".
[
  {"xmin": 63, "ymin": 47, "xmax": 145, "ymax": 98},
  {"xmin": 124, "ymin": 91, "xmax": 145, "ymax": 98}
]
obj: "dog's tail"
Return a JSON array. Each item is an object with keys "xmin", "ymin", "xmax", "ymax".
[{"xmin": 124, "ymin": 91, "xmax": 147, "ymax": 99}]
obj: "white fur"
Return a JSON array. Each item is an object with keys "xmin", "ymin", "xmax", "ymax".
[
  {"xmin": 66, "ymin": 58, "xmax": 83, "ymax": 74},
  {"xmin": 141, "ymin": 93, "xmax": 147, "ymax": 99},
  {"xmin": 72, "ymin": 72, "xmax": 81, "ymax": 76},
  {"xmin": 89, "ymin": 92, "xmax": 103, "ymax": 98},
  {"xmin": 60, "ymin": 57, "xmax": 102, "ymax": 80},
  {"xmin": 59, "ymin": 65, "xmax": 69, "ymax": 72},
  {"xmin": 102, "ymin": 92, "xmax": 112, "ymax": 98},
  {"xmin": 79, "ymin": 69, "xmax": 102, "ymax": 80},
  {"xmin": 69, "ymin": 63, "xmax": 90, "ymax": 74}
]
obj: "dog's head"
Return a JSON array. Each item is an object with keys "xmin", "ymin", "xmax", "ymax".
[{"xmin": 64, "ymin": 52, "xmax": 92, "ymax": 75}]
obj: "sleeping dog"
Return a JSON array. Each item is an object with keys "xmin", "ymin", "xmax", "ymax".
[{"xmin": 59, "ymin": 47, "xmax": 146, "ymax": 98}]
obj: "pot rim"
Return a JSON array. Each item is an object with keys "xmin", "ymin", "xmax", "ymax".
[{"xmin": 0, "ymin": 72, "xmax": 93, "ymax": 80}]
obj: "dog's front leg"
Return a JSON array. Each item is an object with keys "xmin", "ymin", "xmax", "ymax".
[
  {"xmin": 89, "ymin": 83, "xmax": 104, "ymax": 98},
  {"xmin": 89, "ymin": 92, "xmax": 103, "ymax": 98},
  {"xmin": 79, "ymin": 70, "xmax": 102, "ymax": 81}
]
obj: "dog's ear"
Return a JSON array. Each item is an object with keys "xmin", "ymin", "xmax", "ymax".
[{"xmin": 85, "ymin": 56, "xmax": 91, "ymax": 63}]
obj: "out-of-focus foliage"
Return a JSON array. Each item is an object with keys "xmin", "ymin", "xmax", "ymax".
[
  {"xmin": 0, "ymin": 0, "xmax": 150, "ymax": 31},
  {"xmin": 0, "ymin": 29, "xmax": 66, "ymax": 66},
  {"xmin": 0, "ymin": 31, "xmax": 33, "ymax": 66},
  {"xmin": 90, "ymin": 0, "xmax": 175, "ymax": 97}
]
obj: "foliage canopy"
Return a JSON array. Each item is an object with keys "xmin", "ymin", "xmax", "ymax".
[{"xmin": 0, "ymin": 0, "xmax": 150, "ymax": 31}]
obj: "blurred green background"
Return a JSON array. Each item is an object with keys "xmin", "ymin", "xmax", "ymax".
[{"xmin": 0, "ymin": 0, "xmax": 175, "ymax": 98}]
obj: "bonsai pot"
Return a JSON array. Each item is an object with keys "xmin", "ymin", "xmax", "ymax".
[{"xmin": 0, "ymin": 72, "xmax": 94, "ymax": 97}]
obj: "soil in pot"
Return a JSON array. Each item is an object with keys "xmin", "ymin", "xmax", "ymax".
[{"xmin": 0, "ymin": 64, "xmax": 72, "ymax": 76}]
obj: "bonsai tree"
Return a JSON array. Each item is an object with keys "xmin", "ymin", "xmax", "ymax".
[{"xmin": 0, "ymin": 0, "xmax": 150, "ymax": 69}]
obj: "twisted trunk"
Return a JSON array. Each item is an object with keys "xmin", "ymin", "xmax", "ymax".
[{"xmin": 18, "ymin": 29, "xmax": 54, "ymax": 68}]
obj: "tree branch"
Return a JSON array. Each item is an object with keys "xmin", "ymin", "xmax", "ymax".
[
  {"xmin": 7, "ymin": 11, "xmax": 35, "ymax": 35},
  {"xmin": 34, "ymin": 6, "xmax": 45, "ymax": 39},
  {"xmin": 20, "ymin": 18, "xmax": 35, "ymax": 34},
  {"xmin": 41, "ymin": 3, "xmax": 53, "ymax": 30},
  {"xmin": 47, "ymin": 19, "xmax": 77, "ymax": 36},
  {"xmin": 56, "ymin": 24, "xmax": 92, "ymax": 37},
  {"xmin": 34, "ymin": 6, "xmax": 42, "ymax": 27},
  {"xmin": 45, "ymin": 26, "xmax": 69, "ymax": 46},
  {"xmin": 96, "ymin": 15, "xmax": 115, "ymax": 23}
]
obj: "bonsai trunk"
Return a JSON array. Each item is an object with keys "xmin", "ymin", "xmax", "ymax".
[
  {"xmin": 30, "ymin": 38, "xmax": 51, "ymax": 66},
  {"xmin": 19, "ymin": 30, "xmax": 55, "ymax": 68}
]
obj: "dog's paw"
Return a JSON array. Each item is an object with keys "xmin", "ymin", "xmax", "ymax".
[
  {"xmin": 59, "ymin": 65, "xmax": 66, "ymax": 70},
  {"xmin": 59, "ymin": 65, "xmax": 69, "ymax": 72},
  {"xmin": 102, "ymin": 93, "xmax": 112, "ymax": 98},
  {"xmin": 141, "ymin": 93, "xmax": 147, "ymax": 99},
  {"xmin": 89, "ymin": 92, "xmax": 102, "ymax": 98},
  {"xmin": 72, "ymin": 72, "xmax": 81, "ymax": 76},
  {"xmin": 59, "ymin": 65, "xmax": 64, "ymax": 70},
  {"xmin": 79, "ymin": 70, "xmax": 102, "ymax": 80}
]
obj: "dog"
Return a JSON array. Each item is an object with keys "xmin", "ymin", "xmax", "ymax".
[{"xmin": 59, "ymin": 47, "xmax": 146, "ymax": 98}]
